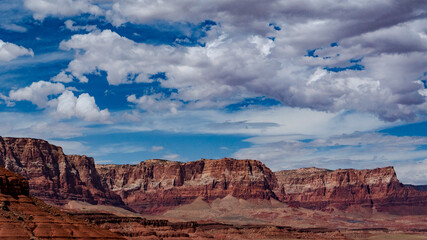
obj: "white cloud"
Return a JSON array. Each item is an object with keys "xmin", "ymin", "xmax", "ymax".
[
  {"xmin": 395, "ymin": 159, "xmax": 427, "ymax": 185},
  {"xmin": 59, "ymin": 30, "xmax": 179, "ymax": 85},
  {"xmin": 103, "ymin": 0, "xmax": 426, "ymax": 41},
  {"xmin": 24, "ymin": 0, "xmax": 103, "ymax": 20},
  {"xmin": 51, "ymin": 71, "xmax": 74, "ymax": 83},
  {"xmin": 89, "ymin": 143, "xmax": 146, "ymax": 156},
  {"xmin": 29, "ymin": 122, "xmax": 85, "ymax": 139},
  {"xmin": 58, "ymin": 22, "xmax": 427, "ymax": 120},
  {"xmin": 58, "ymin": 29, "xmax": 277, "ymax": 108},
  {"xmin": 0, "ymin": 39, "xmax": 33, "ymax": 61},
  {"xmin": 23, "ymin": 0, "xmax": 427, "ymax": 44},
  {"xmin": 6, "ymin": 81, "xmax": 110, "ymax": 123},
  {"xmin": 9, "ymin": 81, "xmax": 65, "ymax": 107},
  {"xmin": 64, "ymin": 20, "xmax": 97, "ymax": 32},
  {"xmin": 0, "ymin": 112, "xmax": 86, "ymax": 139},
  {"xmin": 162, "ymin": 154, "xmax": 180, "ymax": 161},
  {"xmin": 0, "ymin": 93, "xmax": 15, "ymax": 107},
  {"xmin": 0, "ymin": 24, "xmax": 27, "ymax": 33},
  {"xmin": 151, "ymin": 146, "xmax": 164, "ymax": 152},
  {"xmin": 112, "ymin": 106, "xmax": 390, "ymax": 139},
  {"xmin": 48, "ymin": 140, "xmax": 90, "ymax": 155},
  {"xmin": 127, "ymin": 94, "xmax": 181, "ymax": 114},
  {"xmin": 55, "ymin": 90, "xmax": 110, "ymax": 122}
]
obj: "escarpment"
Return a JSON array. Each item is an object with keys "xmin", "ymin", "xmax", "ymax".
[
  {"xmin": 96, "ymin": 158, "xmax": 278, "ymax": 213},
  {"xmin": 273, "ymin": 167, "xmax": 427, "ymax": 214},
  {"xmin": 0, "ymin": 166, "xmax": 124, "ymax": 239},
  {"xmin": 0, "ymin": 136, "xmax": 426, "ymax": 215},
  {"xmin": 0, "ymin": 137, "xmax": 123, "ymax": 206}
]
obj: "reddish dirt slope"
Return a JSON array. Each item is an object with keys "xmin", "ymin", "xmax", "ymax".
[{"xmin": 0, "ymin": 166, "xmax": 124, "ymax": 239}]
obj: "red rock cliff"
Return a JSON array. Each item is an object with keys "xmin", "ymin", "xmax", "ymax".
[
  {"xmin": 274, "ymin": 167, "xmax": 427, "ymax": 214},
  {"xmin": 1, "ymin": 136, "xmax": 425, "ymax": 215},
  {"xmin": 96, "ymin": 158, "xmax": 278, "ymax": 213},
  {"xmin": 0, "ymin": 137, "xmax": 123, "ymax": 206},
  {"xmin": 0, "ymin": 166, "xmax": 124, "ymax": 239},
  {"xmin": 0, "ymin": 165, "xmax": 29, "ymax": 196}
]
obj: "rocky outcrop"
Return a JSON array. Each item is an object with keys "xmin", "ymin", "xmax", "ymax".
[
  {"xmin": 274, "ymin": 167, "xmax": 427, "ymax": 214},
  {"xmin": 98, "ymin": 160, "xmax": 427, "ymax": 214},
  {"xmin": 0, "ymin": 165, "xmax": 29, "ymax": 197},
  {"xmin": 1, "ymin": 162, "xmax": 423, "ymax": 240},
  {"xmin": 0, "ymin": 137, "xmax": 123, "ymax": 206},
  {"xmin": 0, "ymin": 166, "xmax": 124, "ymax": 239},
  {"xmin": 71, "ymin": 213, "xmax": 350, "ymax": 240},
  {"xmin": 0, "ymin": 136, "xmax": 426, "ymax": 216},
  {"xmin": 406, "ymin": 184, "xmax": 427, "ymax": 191},
  {"xmin": 96, "ymin": 158, "xmax": 278, "ymax": 213}
]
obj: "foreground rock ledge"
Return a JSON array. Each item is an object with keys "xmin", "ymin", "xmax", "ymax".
[{"xmin": 0, "ymin": 166, "xmax": 124, "ymax": 239}]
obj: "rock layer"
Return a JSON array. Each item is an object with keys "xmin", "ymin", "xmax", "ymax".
[
  {"xmin": 274, "ymin": 167, "xmax": 427, "ymax": 214},
  {"xmin": 97, "ymin": 159, "xmax": 427, "ymax": 215},
  {"xmin": 96, "ymin": 158, "xmax": 277, "ymax": 213},
  {"xmin": 0, "ymin": 165, "xmax": 29, "ymax": 197},
  {"xmin": 0, "ymin": 166, "xmax": 124, "ymax": 239},
  {"xmin": 0, "ymin": 137, "xmax": 123, "ymax": 206},
  {"xmin": 71, "ymin": 212, "xmax": 351, "ymax": 240},
  {"xmin": 0, "ymin": 136, "xmax": 426, "ymax": 216}
]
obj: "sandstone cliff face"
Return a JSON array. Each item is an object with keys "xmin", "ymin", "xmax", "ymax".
[
  {"xmin": 0, "ymin": 166, "xmax": 124, "ymax": 239},
  {"xmin": 96, "ymin": 158, "xmax": 278, "ymax": 213},
  {"xmin": 274, "ymin": 167, "xmax": 427, "ymax": 214},
  {"xmin": 98, "ymin": 158, "xmax": 427, "ymax": 214},
  {"xmin": 0, "ymin": 166, "xmax": 29, "ymax": 197},
  {"xmin": 0, "ymin": 137, "xmax": 123, "ymax": 206},
  {"xmin": 1, "ymin": 136, "xmax": 426, "ymax": 216}
]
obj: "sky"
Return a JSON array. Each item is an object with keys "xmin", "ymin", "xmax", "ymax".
[{"xmin": 0, "ymin": 0, "xmax": 426, "ymax": 184}]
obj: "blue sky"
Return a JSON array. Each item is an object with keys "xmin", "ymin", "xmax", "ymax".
[{"xmin": 0, "ymin": 0, "xmax": 427, "ymax": 184}]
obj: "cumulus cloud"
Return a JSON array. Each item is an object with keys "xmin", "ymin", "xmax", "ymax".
[
  {"xmin": 233, "ymin": 132, "xmax": 427, "ymax": 184},
  {"xmin": 59, "ymin": 25, "xmax": 427, "ymax": 120},
  {"xmin": 51, "ymin": 71, "xmax": 74, "ymax": 83},
  {"xmin": 58, "ymin": 29, "xmax": 276, "ymax": 108},
  {"xmin": 64, "ymin": 20, "xmax": 97, "ymax": 32},
  {"xmin": 99, "ymin": 0, "xmax": 427, "ymax": 45},
  {"xmin": 23, "ymin": 0, "xmax": 427, "ymax": 43},
  {"xmin": 59, "ymin": 30, "xmax": 181, "ymax": 85},
  {"xmin": 39, "ymin": 1, "xmax": 427, "ymax": 119},
  {"xmin": 9, "ymin": 81, "xmax": 65, "ymax": 107},
  {"xmin": 55, "ymin": 90, "xmax": 110, "ymax": 122},
  {"xmin": 127, "ymin": 94, "xmax": 182, "ymax": 114},
  {"xmin": 24, "ymin": 0, "xmax": 102, "ymax": 20},
  {"xmin": 105, "ymin": 0, "xmax": 272, "ymax": 30},
  {"xmin": 0, "ymin": 39, "xmax": 33, "ymax": 61},
  {"xmin": 6, "ymin": 81, "xmax": 109, "ymax": 122}
]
